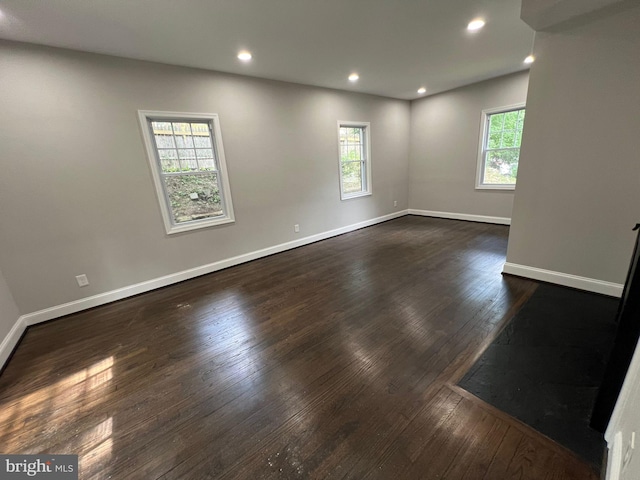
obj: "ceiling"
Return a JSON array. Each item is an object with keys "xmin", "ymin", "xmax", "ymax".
[{"xmin": 0, "ymin": 0, "xmax": 535, "ymax": 100}]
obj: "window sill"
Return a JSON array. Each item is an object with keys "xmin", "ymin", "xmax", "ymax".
[
  {"xmin": 341, "ymin": 191, "xmax": 372, "ymax": 201},
  {"xmin": 166, "ymin": 215, "xmax": 235, "ymax": 235},
  {"xmin": 475, "ymin": 184, "xmax": 516, "ymax": 191}
]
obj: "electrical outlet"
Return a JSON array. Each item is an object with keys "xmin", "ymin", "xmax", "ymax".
[
  {"xmin": 294, "ymin": 224, "xmax": 300, "ymax": 233},
  {"xmin": 394, "ymin": 200, "xmax": 398, "ymax": 207},
  {"xmin": 75, "ymin": 274, "xmax": 89, "ymax": 287}
]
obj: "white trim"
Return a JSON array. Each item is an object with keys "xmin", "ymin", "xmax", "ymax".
[
  {"xmin": 341, "ymin": 191, "xmax": 372, "ymax": 200},
  {"xmin": 475, "ymin": 103, "xmax": 525, "ymax": 191},
  {"xmin": 605, "ymin": 431, "xmax": 623, "ymax": 480},
  {"xmin": 0, "ymin": 210, "xmax": 409, "ymax": 370},
  {"xmin": 502, "ymin": 262, "xmax": 624, "ymax": 297},
  {"xmin": 137, "ymin": 110, "xmax": 236, "ymax": 235},
  {"xmin": 605, "ymin": 338, "xmax": 640, "ymax": 480},
  {"xmin": 337, "ymin": 121, "xmax": 372, "ymax": 200},
  {"xmin": 408, "ymin": 209, "xmax": 511, "ymax": 225},
  {"xmin": 0, "ymin": 316, "xmax": 26, "ymax": 370}
]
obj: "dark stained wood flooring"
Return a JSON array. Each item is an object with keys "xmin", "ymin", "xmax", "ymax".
[{"xmin": 0, "ymin": 216, "xmax": 599, "ymax": 479}]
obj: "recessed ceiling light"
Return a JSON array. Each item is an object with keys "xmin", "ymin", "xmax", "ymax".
[
  {"xmin": 467, "ymin": 18, "xmax": 486, "ymax": 31},
  {"xmin": 348, "ymin": 73, "xmax": 359, "ymax": 82},
  {"xmin": 237, "ymin": 50, "xmax": 252, "ymax": 61},
  {"xmin": 524, "ymin": 55, "xmax": 535, "ymax": 64},
  {"xmin": 417, "ymin": 87, "xmax": 426, "ymax": 94}
]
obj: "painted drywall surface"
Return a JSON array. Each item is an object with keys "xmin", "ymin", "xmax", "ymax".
[
  {"xmin": 506, "ymin": 5, "xmax": 640, "ymax": 284},
  {"xmin": 520, "ymin": 0, "xmax": 624, "ymax": 30},
  {"xmin": 408, "ymin": 71, "xmax": 529, "ymax": 219},
  {"xmin": 0, "ymin": 41, "xmax": 410, "ymax": 314},
  {"xmin": 606, "ymin": 337, "xmax": 640, "ymax": 479},
  {"xmin": 0, "ymin": 268, "xmax": 20, "ymax": 344}
]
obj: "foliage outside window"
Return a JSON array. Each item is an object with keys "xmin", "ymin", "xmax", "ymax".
[
  {"xmin": 338, "ymin": 122, "xmax": 372, "ymax": 199},
  {"xmin": 138, "ymin": 111, "xmax": 235, "ymax": 234},
  {"xmin": 476, "ymin": 105, "xmax": 526, "ymax": 189}
]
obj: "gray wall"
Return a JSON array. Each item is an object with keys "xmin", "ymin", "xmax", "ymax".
[
  {"xmin": 0, "ymin": 268, "xmax": 20, "ymax": 344},
  {"xmin": 506, "ymin": 4, "xmax": 640, "ymax": 283},
  {"xmin": 520, "ymin": 0, "xmax": 625, "ymax": 30},
  {"xmin": 0, "ymin": 40, "xmax": 410, "ymax": 314},
  {"xmin": 408, "ymin": 71, "xmax": 530, "ymax": 219}
]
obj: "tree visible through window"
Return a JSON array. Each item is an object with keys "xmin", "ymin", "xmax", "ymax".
[
  {"xmin": 477, "ymin": 106, "xmax": 525, "ymax": 189},
  {"xmin": 138, "ymin": 111, "xmax": 235, "ymax": 234},
  {"xmin": 338, "ymin": 122, "xmax": 371, "ymax": 199}
]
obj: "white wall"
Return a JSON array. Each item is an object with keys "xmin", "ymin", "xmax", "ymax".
[
  {"xmin": 505, "ymin": 4, "xmax": 640, "ymax": 289},
  {"xmin": 606, "ymin": 337, "xmax": 640, "ymax": 479},
  {"xmin": 408, "ymin": 71, "xmax": 529, "ymax": 220},
  {"xmin": 0, "ymin": 40, "xmax": 410, "ymax": 316}
]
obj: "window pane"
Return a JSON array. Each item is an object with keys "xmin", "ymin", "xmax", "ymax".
[
  {"xmin": 198, "ymin": 159, "xmax": 215, "ymax": 171},
  {"xmin": 163, "ymin": 172, "xmax": 224, "ymax": 224},
  {"xmin": 158, "ymin": 149, "xmax": 178, "ymax": 160},
  {"xmin": 347, "ymin": 146, "xmax": 362, "ymax": 161},
  {"xmin": 517, "ymin": 110, "xmax": 526, "ymax": 130},
  {"xmin": 488, "ymin": 132, "xmax": 501, "ymax": 149},
  {"xmin": 175, "ymin": 134, "xmax": 195, "ymax": 149},
  {"xmin": 515, "ymin": 130, "xmax": 523, "ymax": 147},
  {"xmin": 151, "ymin": 121, "xmax": 172, "ymax": 133},
  {"xmin": 340, "ymin": 145, "xmax": 349, "ymax": 162},
  {"xmin": 489, "ymin": 114, "xmax": 504, "ymax": 133},
  {"xmin": 502, "ymin": 131, "xmax": 516, "ymax": 148},
  {"xmin": 338, "ymin": 123, "xmax": 369, "ymax": 198},
  {"xmin": 190, "ymin": 123, "xmax": 209, "ymax": 135},
  {"xmin": 484, "ymin": 149, "xmax": 519, "ymax": 185},
  {"xmin": 161, "ymin": 160, "xmax": 179, "ymax": 172},
  {"xmin": 178, "ymin": 148, "xmax": 197, "ymax": 171},
  {"xmin": 172, "ymin": 122, "xmax": 191, "ymax": 136},
  {"xmin": 154, "ymin": 134, "xmax": 175, "ymax": 149},
  {"xmin": 504, "ymin": 111, "xmax": 519, "ymax": 130},
  {"xmin": 193, "ymin": 136, "xmax": 212, "ymax": 148},
  {"xmin": 178, "ymin": 149, "xmax": 196, "ymax": 160},
  {"xmin": 196, "ymin": 149, "xmax": 214, "ymax": 160},
  {"xmin": 159, "ymin": 149, "xmax": 179, "ymax": 172},
  {"xmin": 342, "ymin": 162, "xmax": 363, "ymax": 194},
  {"xmin": 349, "ymin": 128, "xmax": 362, "ymax": 142}
]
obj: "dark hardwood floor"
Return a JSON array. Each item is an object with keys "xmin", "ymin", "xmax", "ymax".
[{"xmin": 0, "ymin": 216, "xmax": 599, "ymax": 479}]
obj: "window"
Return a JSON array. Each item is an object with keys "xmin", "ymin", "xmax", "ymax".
[
  {"xmin": 338, "ymin": 121, "xmax": 372, "ymax": 199},
  {"xmin": 138, "ymin": 111, "xmax": 235, "ymax": 234},
  {"xmin": 476, "ymin": 104, "xmax": 526, "ymax": 190}
]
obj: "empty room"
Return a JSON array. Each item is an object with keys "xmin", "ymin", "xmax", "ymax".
[{"xmin": 1, "ymin": 0, "xmax": 640, "ymax": 479}]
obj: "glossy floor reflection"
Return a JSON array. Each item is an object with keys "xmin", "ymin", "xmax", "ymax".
[{"xmin": 0, "ymin": 217, "xmax": 599, "ymax": 479}]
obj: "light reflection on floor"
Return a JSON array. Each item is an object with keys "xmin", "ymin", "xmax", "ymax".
[
  {"xmin": 79, "ymin": 418, "xmax": 113, "ymax": 478},
  {"xmin": 0, "ymin": 356, "xmax": 114, "ymax": 475}
]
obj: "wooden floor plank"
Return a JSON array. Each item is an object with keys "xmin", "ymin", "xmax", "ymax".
[{"xmin": 0, "ymin": 216, "xmax": 599, "ymax": 479}]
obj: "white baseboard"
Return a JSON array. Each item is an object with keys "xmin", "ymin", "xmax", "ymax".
[
  {"xmin": 0, "ymin": 316, "xmax": 26, "ymax": 370},
  {"xmin": 408, "ymin": 209, "xmax": 511, "ymax": 225},
  {"xmin": 0, "ymin": 210, "xmax": 408, "ymax": 369},
  {"xmin": 502, "ymin": 262, "xmax": 624, "ymax": 297}
]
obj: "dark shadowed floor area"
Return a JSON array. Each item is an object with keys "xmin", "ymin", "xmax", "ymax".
[{"xmin": 459, "ymin": 283, "xmax": 618, "ymax": 467}]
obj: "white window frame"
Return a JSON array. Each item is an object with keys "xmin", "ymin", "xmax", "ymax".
[
  {"xmin": 476, "ymin": 103, "xmax": 526, "ymax": 191},
  {"xmin": 337, "ymin": 121, "xmax": 372, "ymax": 200},
  {"xmin": 138, "ymin": 110, "xmax": 235, "ymax": 234}
]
